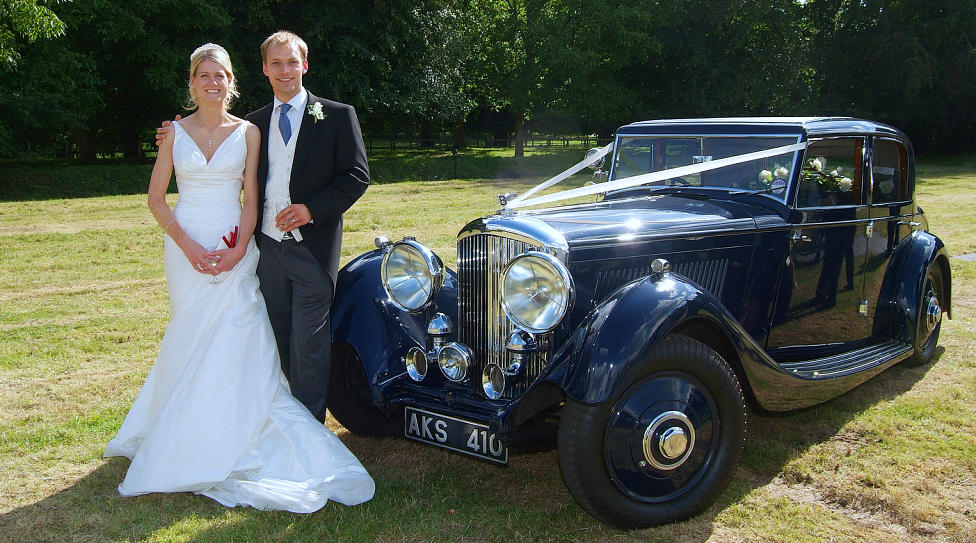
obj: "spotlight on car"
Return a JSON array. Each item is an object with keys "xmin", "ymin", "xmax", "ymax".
[
  {"xmin": 482, "ymin": 363, "xmax": 505, "ymax": 399},
  {"xmin": 437, "ymin": 342, "xmax": 472, "ymax": 382},
  {"xmin": 405, "ymin": 346, "xmax": 428, "ymax": 381}
]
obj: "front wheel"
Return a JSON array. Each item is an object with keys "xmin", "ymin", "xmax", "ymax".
[
  {"xmin": 328, "ymin": 344, "xmax": 402, "ymax": 437},
  {"xmin": 557, "ymin": 334, "xmax": 746, "ymax": 529}
]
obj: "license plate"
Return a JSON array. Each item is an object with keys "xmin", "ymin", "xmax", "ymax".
[{"xmin": 404, "ymin": 406, "xmax": 508, "ymax": 464}]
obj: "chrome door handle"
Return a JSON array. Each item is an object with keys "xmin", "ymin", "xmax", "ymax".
[{"xmin": 791, "ymin": 232, "xmax": 812, "ymax": 242}]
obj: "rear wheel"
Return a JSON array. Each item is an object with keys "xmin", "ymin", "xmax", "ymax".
[
  {"xmin": 557, "ymin": 334, "xmax": 746, "ymax": 529},
  {"xmin": 906, "ymin": 264, "xmax": 945, "ymax": 366},
  {"xmin": 328, "ymin": 344, "xmax": 402, "ymax": 437}
]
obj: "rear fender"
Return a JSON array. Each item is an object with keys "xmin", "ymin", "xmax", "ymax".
[{"xmin": 874, "ymin": 230, "xmax": 951, "ymax": 341}]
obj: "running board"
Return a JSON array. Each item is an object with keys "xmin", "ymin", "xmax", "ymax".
[{"xmin": 778, "ymin": 340, "xmax": 912, "ymax": 379}]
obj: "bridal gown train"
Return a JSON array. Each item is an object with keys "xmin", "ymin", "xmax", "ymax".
[{"xmin": 104, "ymin": 120, "xmax": 374, "ymax": 512}]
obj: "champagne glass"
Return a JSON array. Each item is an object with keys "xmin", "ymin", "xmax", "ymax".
[
  {"xmin": 274, "ymin": 199, "xmax": 293, "ymax": 239},
  {"xmin": 208, "ymin": 237, "xmax": 227, "ymax": 284}
]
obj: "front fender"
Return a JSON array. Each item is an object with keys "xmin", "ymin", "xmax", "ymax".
[
  {"xmin": 541, "ymin": 272, "xmax": 750, "ymax": 406},
  {"xmin": 331, "ymin": 249, "xmax": 458, "ymax": 394}
]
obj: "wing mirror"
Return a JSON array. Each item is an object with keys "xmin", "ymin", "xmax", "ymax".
[{"xmin": 585, "ymin": 147, "xmax": 607, "ymax": 172}]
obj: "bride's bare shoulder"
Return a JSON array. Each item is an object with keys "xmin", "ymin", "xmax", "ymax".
[{"xmin": 243, "ymin": 121, "xmax": 261, "ymax": 145}]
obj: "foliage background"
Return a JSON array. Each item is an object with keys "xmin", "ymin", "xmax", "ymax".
[{"xmin": 1, "ymin": 0, "xmax": 974, "ymax": 160}]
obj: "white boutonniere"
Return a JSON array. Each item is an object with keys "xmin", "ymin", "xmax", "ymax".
[{"xmin": 307, "ymin": 102, "xmax": 326, "ymax": 122}]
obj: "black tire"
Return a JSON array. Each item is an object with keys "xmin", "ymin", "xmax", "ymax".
[
  {"xmin": 328, "ymin": 344, "xmax": 402, "ymax": 437},
  {"xmin": 906, "ymin": 264, "xmax": 945, "ymax": 366},
  {"xmin": 556, "ymin": 334, "xmax": 746, "ymax": 529}
]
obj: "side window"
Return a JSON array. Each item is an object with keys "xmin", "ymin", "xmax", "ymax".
[
  {"xmin": 872, "ymin": 139, "xmax": 908, "ymax": 203},
  {"xmin": 796, "ymin": 138, "xmax": 864, "ymax": 207}
]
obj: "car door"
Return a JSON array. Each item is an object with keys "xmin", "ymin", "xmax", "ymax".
[
  {"xmin": 767, "ymin": 137, "xmax": 873, "ymax": 354},
  {"xmin": 862, "ymin": 137, "xmax": 914, "ymax": 338}
]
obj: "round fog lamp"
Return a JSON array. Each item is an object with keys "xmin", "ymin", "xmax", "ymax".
[
  {"xmin": 405, "ymin": 346, "xmax": 428, "ymax": 381},
  {"xmin": 437, "ymin": 342, "xmax": 472, "ymax": 382},
  {"xmin": 482, "ymin": 363, "xmax": 505, "ymax": 399},
  {"xmin": 381, "ymin": 239, "xmax": 444, "ymax": 312}
]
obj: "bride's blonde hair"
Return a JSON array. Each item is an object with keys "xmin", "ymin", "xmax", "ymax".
[{"xmin": 187, "ymin": 43, "xmax": 240, "ymax": 110}]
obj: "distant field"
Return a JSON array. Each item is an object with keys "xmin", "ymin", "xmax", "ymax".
[
  {"xmin": 0, "ymin": 157, "xmax": 973, "ymax": 542},
  {"xmin": 0, "ymin": 146, "xmax": 586, "ymax": 201}
]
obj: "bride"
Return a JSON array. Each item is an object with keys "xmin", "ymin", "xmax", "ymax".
[{"xmin": 104, "ymin": 43, "xmax": 374, "ymax": 513}]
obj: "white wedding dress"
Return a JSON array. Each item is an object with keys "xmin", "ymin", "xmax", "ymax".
[{"xmin": 104, "ymin": 120, "xmax": 374, "ymax": 513}]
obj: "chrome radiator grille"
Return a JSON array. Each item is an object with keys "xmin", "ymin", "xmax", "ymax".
[{"xmin": 457, "ymin": 233, "xmax": 547, "ymax": 398}]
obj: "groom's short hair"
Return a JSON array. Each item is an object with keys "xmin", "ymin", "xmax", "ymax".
[{"xmin": 260, "ymin": 31, "xmax": 308, "ymax": 62}]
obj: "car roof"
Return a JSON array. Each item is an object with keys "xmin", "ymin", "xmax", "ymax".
[{"xmin": 616, "ymin": 117, "xmax": 907, "ymax": 140}]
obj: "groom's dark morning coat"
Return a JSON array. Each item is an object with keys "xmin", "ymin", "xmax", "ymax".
[
  {"xmin": 245, "ymin": 93, "xmax": 370, "ymax": 284},
  {"xmin": 245, "ymin": 92, "xmax": 368, "ymax": 422}
]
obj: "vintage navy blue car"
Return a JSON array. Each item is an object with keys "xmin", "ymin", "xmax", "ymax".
[{"xmin": 327, "ymin": 118, "xmax": 951, "ymax": 528}]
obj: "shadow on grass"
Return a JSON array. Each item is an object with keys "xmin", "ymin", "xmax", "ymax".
[
  {"xmin": 730, "ymin": 348, "xmax": 945, "ymax": 490},
  {"xmin": 0, "ymin": 353, "xmax": 938, "ymax": 543}
]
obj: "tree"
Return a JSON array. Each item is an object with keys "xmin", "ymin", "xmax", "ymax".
[
  {"xmin": 803, "ymin": 0, "xmax": 976, "ymax": 153},
  {"xmin": 543, "ymin": 0, "xmax": 665, "ymax": 137},
  {"xmin": 0, "ymin": 0, "xmax": 68, "ymax": 156},
  {"xmin": 0, "ymin": 0, "xmax": 64, "ymax": 69},
  {"xmin": 42, "ymin": 0, "xmax": 235, "ymax": 160},
  {"xmin": 468, "ymin": 0, "xmax": 555, "ymax": 157},
  {"xmin": 223, "ymin": 0, "xmax": 477, "ymax": 145}
]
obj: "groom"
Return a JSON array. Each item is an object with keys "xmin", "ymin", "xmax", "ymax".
[
  {"xmin": 248, "ymin": 31, "xmax": 369, "ymax": 423},
  {"xmin": 160, "ymin": 31, "xmax": 369, "ymax": 422}
]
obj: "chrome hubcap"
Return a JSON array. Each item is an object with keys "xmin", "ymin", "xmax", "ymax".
[
  {"xmin": 643, "ymin": 411, "xmax": 695, "ymax": 470},
  {"xmin": 925, "ymin": 293, "xmax": 942, "ymax": 330},
  {"xmin": 659, "ymin": 426, "xmax": 689, "ymax": 459}
]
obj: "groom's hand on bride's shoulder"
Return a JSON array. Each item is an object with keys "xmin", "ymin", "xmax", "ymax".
[{"xmin": 154, "ymin": 115, "xmax": 182, "ymax": 147}]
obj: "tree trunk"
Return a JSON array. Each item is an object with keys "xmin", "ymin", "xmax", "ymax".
[
  {"xmin": 73, "ymin": 128, "xmax": 96, "ymax": 163},
  {"xmin": 514, "ymin": 111, "xmax": 525, "ymax": 158},
  {"xmin": 122, "ymin": 123, "xmax": 142, "ymax": 161},
  {"xmin": 419, "ymin": 129, "xmax": 433, "ymax": 149},
  {"xmin": 452, "ymin": 125, "xmax": 467, "ymax": 149}
]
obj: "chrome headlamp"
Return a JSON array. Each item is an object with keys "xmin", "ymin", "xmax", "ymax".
[
  {"xmin": 380, "ymin": 239, "xmax": 444, "ymax": 312},
  {"xmin": 500, "ymin": 252, "xmax": 573, "ymax": 333}
]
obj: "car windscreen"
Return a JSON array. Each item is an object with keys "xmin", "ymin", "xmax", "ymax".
[{"xmin": 610, "ymin": 135, "xmax": 802, "ymax": 200}]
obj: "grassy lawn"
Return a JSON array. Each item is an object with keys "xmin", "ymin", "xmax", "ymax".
[{"xmin": 1, "ymin": 157, "xmax": 974, "ymax": 542}]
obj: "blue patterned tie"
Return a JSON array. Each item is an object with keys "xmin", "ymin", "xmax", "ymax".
[{"xmin": 278, "ymin": 103, "xmax": 292, "ymax": 144}]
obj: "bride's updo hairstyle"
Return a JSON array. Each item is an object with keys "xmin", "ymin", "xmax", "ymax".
[{"xmin": 187, "ymin": 43, "xmax": 240, "ymax": 110}]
